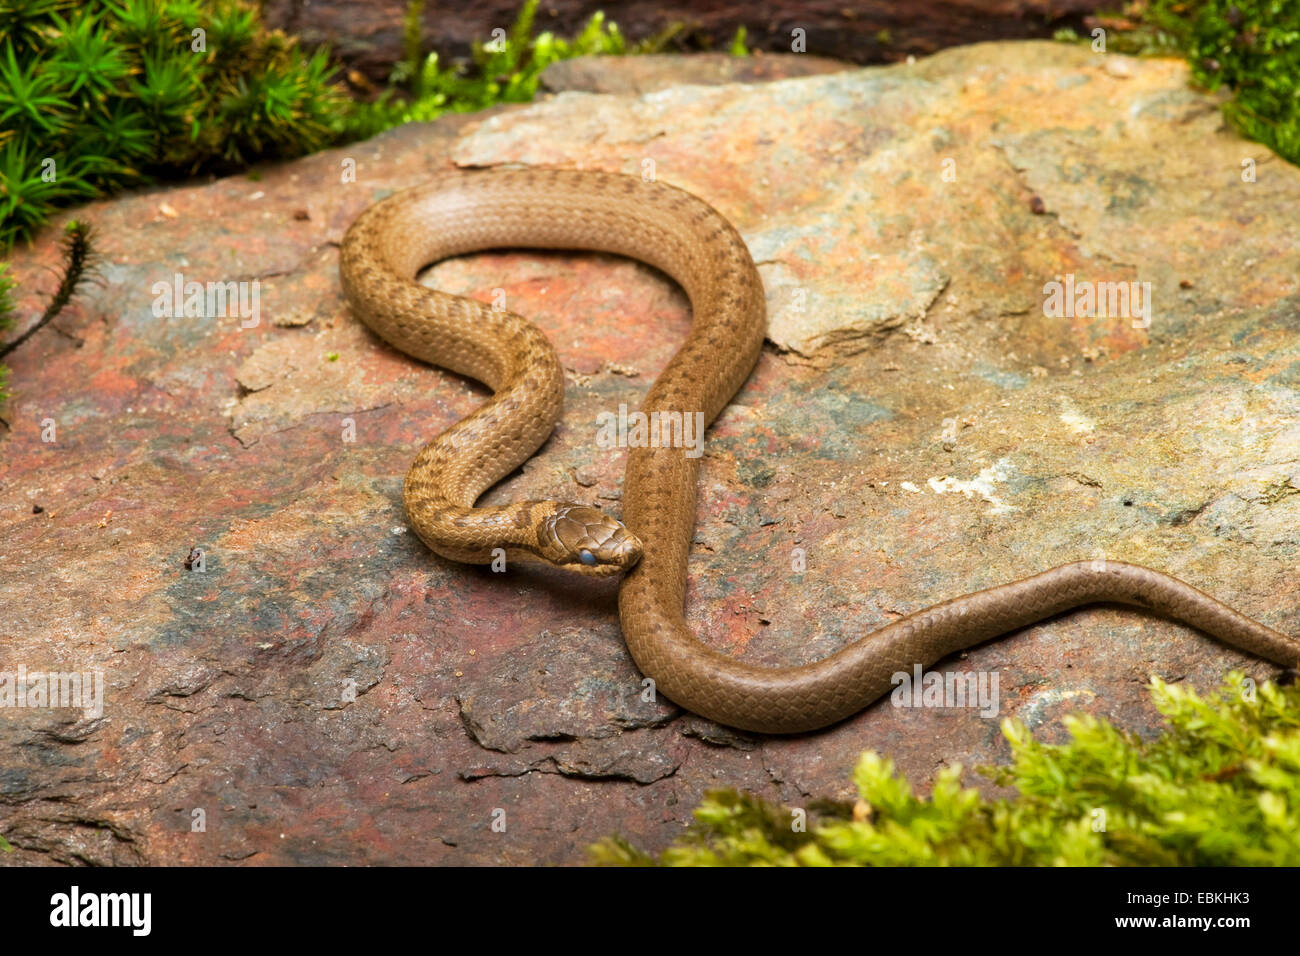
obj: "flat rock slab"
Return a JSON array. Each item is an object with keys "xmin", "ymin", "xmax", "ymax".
[
  {"xmin": 540, "ymin": 51, "xmax": 855, "ymax": 94},
  {"xmin": 1, "ymin": 42, "xmax": 1298, "ymax": 865}
]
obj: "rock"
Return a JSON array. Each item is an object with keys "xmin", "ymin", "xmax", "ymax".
[
  {"xmin": 540, "ymin": 52, "xmax": 854, "ymax": 95},
  {"xmin": 1, "ymin": 41, "xmax": 1297, "ymax": 865}
]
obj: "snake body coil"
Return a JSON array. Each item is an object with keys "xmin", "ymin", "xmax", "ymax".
[{"xmin": 341, "ymin": 168, "xmax": 1299, "ymax": 733}]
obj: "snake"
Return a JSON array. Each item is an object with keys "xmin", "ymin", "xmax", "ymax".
[{"xmin": 339, "ymin": 167, "xmax": 1300, "ymax": 734}]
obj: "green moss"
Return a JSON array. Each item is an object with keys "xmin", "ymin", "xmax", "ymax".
[
  {"xmin": 592, "ymin": 674, "xmax": 1300, "ymax": 865},
  {"xmin": 0, "ymin": 0, "xmax": 348, "ymax": 250},
  {"xmin": 1057, "ymin": 1, "xmax": 1300, "ymax": 166}
]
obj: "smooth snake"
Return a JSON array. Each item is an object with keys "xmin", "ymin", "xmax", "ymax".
[{"xmin": 339, "ymin": 168, "xmax": 1299, "ymax": 733}]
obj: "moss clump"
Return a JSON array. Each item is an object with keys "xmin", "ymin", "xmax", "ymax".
[
  {"xmin": 592, "ymin": 674, "xmax": 1300, "ymax": 865},
  {"xmin": 0, "ymin": 1, "xmax": 746, "ymax": 245},
  {"xmin": 1056, "ymin": 1, "xmax": 1300, "ymax": 166},
  {"xmin": 0, "ymin": 0, "xmax": 348, "ymax": 249}
]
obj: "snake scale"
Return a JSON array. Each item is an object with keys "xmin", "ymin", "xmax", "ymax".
[{"xmin": 340, "ymin": 167, "xmax": 1300, "ymax": 734}]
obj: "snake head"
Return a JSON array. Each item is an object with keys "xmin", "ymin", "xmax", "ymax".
[{"xmin": 539, "ymin": 504, "xmax": 643, "ymax": 575}]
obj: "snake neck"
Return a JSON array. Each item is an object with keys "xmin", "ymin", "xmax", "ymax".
[
  {"xmin": 403, "ymin": 488, "xmax": 635, "ymax": 576},
  {"xmin": 403, "ymin": 491, "xmax": 549, "ymax": 566}
]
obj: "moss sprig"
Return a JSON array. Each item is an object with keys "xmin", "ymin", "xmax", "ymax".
[
  {"xmin": 345, "ymin": 0, "xmax": 677, "ymax": 140},
  {"xmin": 0, "ymin": 219, "xmax": 98, "ymax": 382}
]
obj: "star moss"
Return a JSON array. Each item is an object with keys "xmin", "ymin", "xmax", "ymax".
[{"xmin": 0, "ymin": 0, "xmax": 348, "ymax": 249}]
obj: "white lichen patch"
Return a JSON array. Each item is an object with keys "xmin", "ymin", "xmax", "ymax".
[
  {"xmin": 1018, "ymin": 686, "xmax": 1093, "ymax": 726},
  {"xmin": 1058, "ymin": 400, "xmax": 1096, "ymax": 435},
  {"xmin": 927, "ymin": 458, "xmax": 1018, "ymax": 513}
]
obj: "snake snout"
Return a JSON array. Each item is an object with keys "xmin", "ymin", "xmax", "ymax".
[{"xmin": 542, "ymin": 504, "xmax": 643, "ymax": 574}]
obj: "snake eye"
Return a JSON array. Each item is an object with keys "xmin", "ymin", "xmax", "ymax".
[{"xmin": 578, "ymin": 549, "xmax": 597, "ymax": 566}]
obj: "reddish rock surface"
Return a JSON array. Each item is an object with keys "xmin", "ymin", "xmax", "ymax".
[{"xmin": 1, "ymin": 43, "xmax": 1298, "ymax": 865}]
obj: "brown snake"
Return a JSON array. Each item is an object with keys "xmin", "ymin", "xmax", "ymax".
[{"xmin": 340, "ymin": 167, "xmax": 1300, "ymax": 734}]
